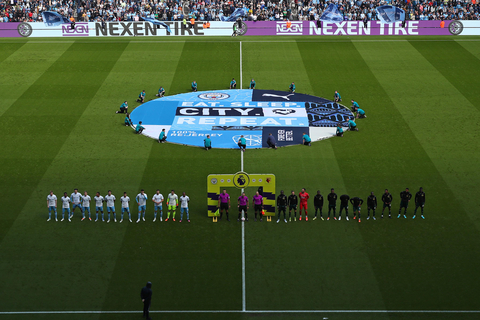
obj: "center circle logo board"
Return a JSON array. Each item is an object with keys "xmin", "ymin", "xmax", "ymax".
[{"xmin": 130, "ymin": 89, "xmax": 354, "ymax": 149}]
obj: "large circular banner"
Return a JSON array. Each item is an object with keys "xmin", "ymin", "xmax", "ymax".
[{"xmin": 130, "ymin": 89, "xmax": 353, "ymax": 148}]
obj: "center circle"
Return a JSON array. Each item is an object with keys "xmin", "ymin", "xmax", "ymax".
[{"xmin": 130, "ymin": 89, "xmax": 353, "ymax": 148}]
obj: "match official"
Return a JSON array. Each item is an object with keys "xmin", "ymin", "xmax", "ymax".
[
  {"xmin": 218, "ymin": 189, "xmax": 230, "ymax": 221},
  {"xmin": 253, "ymin": 191, "xmax": 263, "ymax": 222},
  {"xmin": 237, "ymin": 192, "xmax": 249, "ymax": 221}
]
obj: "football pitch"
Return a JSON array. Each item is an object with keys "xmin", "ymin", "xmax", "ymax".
[{"xmin": 0, "ymin": 36, "xmax": 480, "ymax": 320}]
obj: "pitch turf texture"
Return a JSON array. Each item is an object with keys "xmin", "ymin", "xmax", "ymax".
[{"xmin": 0, "ymin": 36, "xmax": 479, "ymax": 320}]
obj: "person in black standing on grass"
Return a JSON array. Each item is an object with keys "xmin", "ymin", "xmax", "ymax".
[
  {"xmin": 141, "ymin": 282, "xmax": 153, "ymax": 320},
  {"xmin": 327, "ymin": 188, "xmax": 337, "ymax": 220},
  {"xmin": 367, "ymin": 191, "xmax": 377, "ymax": 220}
]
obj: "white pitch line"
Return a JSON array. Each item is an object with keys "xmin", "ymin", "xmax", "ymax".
[
  {"xmin": 241, "ymin": 210, "xmax": 246, "ymax": 311},
  {"xmin": 1, "ymin": 310, "xmax": 480, "ymax": 315},
  {"xmin": 239, "ymin": 41, "xmax": 243, "ymax": 89},
  {"xmin": 240, "ymin": 149, "xmax": 246, "ymax": 311}
]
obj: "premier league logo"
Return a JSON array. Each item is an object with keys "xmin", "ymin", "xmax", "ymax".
[
  {"xmin": 130, "ymin": 89, "xmax": 353, "ymax": 149},
  {"xmin": 233, "ymin": 172, "xmax": 250, "ymax": 188}
]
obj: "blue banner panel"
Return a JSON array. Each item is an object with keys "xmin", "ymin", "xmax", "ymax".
[
  {"xmin": 171, "ymin": 116, "xmax": 308, "ymax": 130},
  {"xmin": 262, "ymin": 127, "xmax": 309, "ymax": 147},
  {"xmin": 168, "ymin": 130, "xmax": 263, "ymax": 149},
  {"xmin": 175, "ymin": 107, "xmax": 264, "ymax": 117},
  {"xmin": 130, "ymin": 101, "xmax": 178, "ymax": 125},
  {"xmin": 252, "ymin": 89, "xmax": 331, "ymax": 105}
]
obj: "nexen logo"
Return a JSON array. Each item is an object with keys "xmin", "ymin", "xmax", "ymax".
[
  {"xmin": 176, "ymin": 107, "xmax": 264, "ymax": 117},
  {"xmin": 276, "ymin": 22, "xmax": 303, "ymax": 35},
  {"xmin": 62, "ymin": 23, "xmax": 89, "ymax": 36}
]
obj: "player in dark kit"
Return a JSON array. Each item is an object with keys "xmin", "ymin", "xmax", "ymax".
[
  {"xmin": 313, "ymin": 190, "xmax": 324, "ymax": 221},
  {"xmin": 367, "ymin": 192, "xmax": 377, "ymax": 220},
  {"xmin": 276, "ymin": 190, "xmax": 288, "ymax": 223},
  {"xmin": 327, "ymin": 188, "xmax": 337, "ymax": 220},
  {"xmin": 398, "ymin": 188, "xmax": 412, "ymax": 218},
  {"xmin": 288, "ymin": 191, "xmax": 298, "ymax": 222},
  {"xmin": 413, "ymin": 187, "xmax": 426, "ymax": 219},
  {"xmin": 350, "ymin": 196, "xmax": 364, "ymax": 222},
  {"xmin": 339, "ymin": 194, "xmax": 350, "ymax": 221},
  {"xmin": 381, "ymin": 189, "xmax": 393, "ymax": 218}
]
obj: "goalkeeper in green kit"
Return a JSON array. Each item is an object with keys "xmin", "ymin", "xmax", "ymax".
[{"xmin": 165, "ymin": 190, "xmax": 178, "ymax": 222}]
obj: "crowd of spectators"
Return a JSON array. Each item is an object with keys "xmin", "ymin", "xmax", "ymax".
[{"xmin": 1, "ymin": 0, "xmax": 479, "ymax": 23}]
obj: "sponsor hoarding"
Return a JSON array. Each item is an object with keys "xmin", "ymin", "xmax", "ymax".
[
  {"xmin": 1, "ymin": 20, "xmax": 479, "ymax": 38},
  {"xmin": 243, "ymin": 20, "xmax": 480, "ymax": 36},
  {"xmin": 0, "ymin": 21, "xmax": 234, "ymax": 37}
]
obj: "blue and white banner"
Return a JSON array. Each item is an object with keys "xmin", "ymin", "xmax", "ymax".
[
  {"xmin": 142, "ymin": 17, "xmax": 172, "ymax": 33},
  {"xmin": 220, "ymin": 8, "xmax": 249, "ymax": 22},
  {"xmin": 41, "ymin": 11, "xmax": 71, "ymax": 27},
  {"xmin": 320, "ymin": 4, "xmax": 344, "ymax": 23},
  {"xmin": 130, "ymin": 90, "xmax": 353, "ymax": 148},
  {"xmin": 375, "ymin": 6, "xmax": 406, "ymax": 24}
]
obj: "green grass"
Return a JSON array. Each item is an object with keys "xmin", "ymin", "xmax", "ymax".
[{"xmin": 0, "ymin": 36, "xmax": 479, "ymax": 320}]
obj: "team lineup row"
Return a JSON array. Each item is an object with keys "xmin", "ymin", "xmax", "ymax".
[
  {"xmin": 45, "ymin": 189, "xmax": 190, "ymax": 223},
  {"xmin": 44, "ymin": 187, "xmax": 426, "ymax": 223},
  {"xmin": 216, "ymin": 187, "xmax": 426, "ymax": 223}
]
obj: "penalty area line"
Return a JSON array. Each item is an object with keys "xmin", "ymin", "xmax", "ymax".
[{"xmin": 1, "ymin": 310, "xmax": 480, "ymax": 315}]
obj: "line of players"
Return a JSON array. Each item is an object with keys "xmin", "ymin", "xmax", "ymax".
[
  {"xmin": 217, "ymin": 187, "xmax": 426, "ymax": 223},
  {"xmin": 45, "ymin": 189, "xmax": 191, "ymax": 223}
]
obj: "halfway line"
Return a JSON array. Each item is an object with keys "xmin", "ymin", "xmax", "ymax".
[{"xmin": 239, "ymin": 41, "xmax": 243, "ymax": 89}]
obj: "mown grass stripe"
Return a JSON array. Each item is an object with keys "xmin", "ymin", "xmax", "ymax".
[
  {"xmin": 0, "ymin": 41, "xmax": 128, "ymax": 312},
  {"xmin": 410, "ymin": 40, "xmax": 480, "ymax": 112},
  {"xmin": 353, "ymin": 40, "xmax": 480, "ymax": 310}
]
